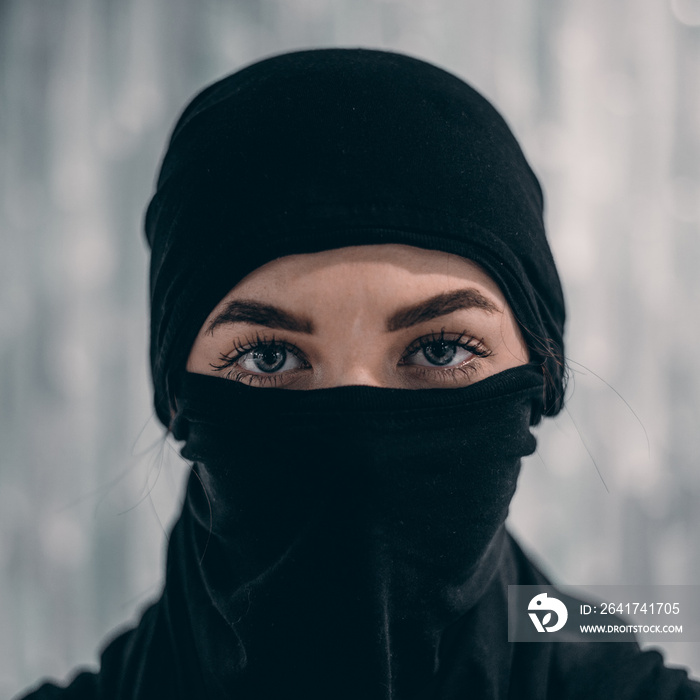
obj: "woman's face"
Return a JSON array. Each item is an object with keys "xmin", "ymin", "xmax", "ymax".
[{"xmin": 186, "ymin": 244, "xmax": 529, "ymax": 389}]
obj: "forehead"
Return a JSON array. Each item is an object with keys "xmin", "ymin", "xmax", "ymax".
[{"xmin": 223, "ymin": 244, "xmax": 507, "ymax": 303}]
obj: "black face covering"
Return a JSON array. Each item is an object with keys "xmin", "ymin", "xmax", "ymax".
[{"xmin": 165, "ymin": 364, "xmax": 543, "ymax": 699}]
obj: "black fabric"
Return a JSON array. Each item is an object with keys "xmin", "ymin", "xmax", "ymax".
[
  {"xmin": 17, "ymin": 367, "xmax": 700, "ymax": 699},
  {"xmin": 17, "ymin": 538, "xmax": 700, "ymax": 700},
  {"xmin": 161, "ymin": 363, "xmax": 543, "ymax": 699},
  {"xmin": 144, "ymin": 47, "xmax": 567, "ymax": 428}
]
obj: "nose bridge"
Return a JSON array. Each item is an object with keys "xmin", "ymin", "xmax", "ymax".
[
  {"xmin": 314, "ymin": 299, "xmax": 390, "ymax": 388},
  {"xmin": 317, "ymin": 358, "xmax": 387, "ymax": 388}
]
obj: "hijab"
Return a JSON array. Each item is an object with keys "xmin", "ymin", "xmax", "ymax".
[
  {"xmin": 144, "ymin": 47, "xmax": 567, "ymax": 429},
  {"xmin": 141, "ymin": 48, "xmax": 566, "ymax": 698}
]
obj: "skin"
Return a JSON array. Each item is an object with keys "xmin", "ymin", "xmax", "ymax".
[{"xmin": 186, "ymin": 244, "xmax": 529, "ymax": 390}]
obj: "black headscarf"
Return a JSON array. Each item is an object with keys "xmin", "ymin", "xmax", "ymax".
[
  {"xmin": 144, "ymin": 47, "xmax": 567, "ymax": 429},
  {"xmin": 17, "ymin": 48, "xmax": 700, "ymax": 700}
]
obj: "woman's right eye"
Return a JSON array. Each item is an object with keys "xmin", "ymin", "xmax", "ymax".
[
  {"xmin": 237, "ymin": 344, "xmax": 305, "ymax": 374},
  {"xmin": 210, "ymin": 338, "xmax": 309, "ymax": 385}
]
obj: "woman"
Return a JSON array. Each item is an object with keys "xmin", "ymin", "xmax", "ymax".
[{"xmin": 17, "ymin": 48, "xmax": 699, "ymax": 699}]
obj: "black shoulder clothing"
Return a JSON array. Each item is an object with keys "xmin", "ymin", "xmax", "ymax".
[
  {"xmin": 17, "ymin": 530, "xmax": 700, "ymax": 699},
  {"xmin": 17, "ymin": 369, "xmax": 700, "ymax": 700}
]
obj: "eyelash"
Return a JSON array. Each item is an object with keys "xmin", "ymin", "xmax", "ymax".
[
  {"xmin": 209, "ymin": 329, "xmax": 493, "ymax": 387},
  {"xmin": 400, "ymin": 329, "xmax": 492, "ymax": 381},
  {"xmin": 210, "ymin": 331, "xmax": 308, "ymax": 387}
]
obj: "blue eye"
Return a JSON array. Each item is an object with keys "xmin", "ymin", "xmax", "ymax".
[
  {"xmin": 210, "ymin": 334, "xmax": 310, "ymax": 386},
  {"xmin": 405, "ymin": 339, "xmax": 472, "ymax": 367},
  {"xmin": 401, "ymin": 330, "xmax": 490, "ymax": 370},
  {"xmin": 407, "ymin": 340, "xmax": 473, "ymax": 367},
  {"xmin": 238, "ymin": 344, "xmax": 304, "ymax": 374}
]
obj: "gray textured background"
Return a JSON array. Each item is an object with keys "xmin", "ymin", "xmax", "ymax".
[{"xmin": 2, "ymin": 0, "xmax": 699, "ymax": 695}]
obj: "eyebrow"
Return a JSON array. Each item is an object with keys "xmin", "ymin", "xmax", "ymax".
[
  {"xmin": 386, "ymin": 288, "xmax": 501, "ymax": 331},
  {"xmin": 206, "ymin": 288, "xmax": 501, "ymax": 336},
  {"xmin": 206, "ymin": 300, "xmax": 314, "ymax": 335}
]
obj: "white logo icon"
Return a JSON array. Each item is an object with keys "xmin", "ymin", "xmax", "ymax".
[{"xmin": 528, "ymin": 593, "xmax": 568, "ymax": 632}]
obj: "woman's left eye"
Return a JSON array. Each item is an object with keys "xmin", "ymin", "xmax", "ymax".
[{"xmin": 401, "ymin": 333, "xmax": 488, "ymax": 369}]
